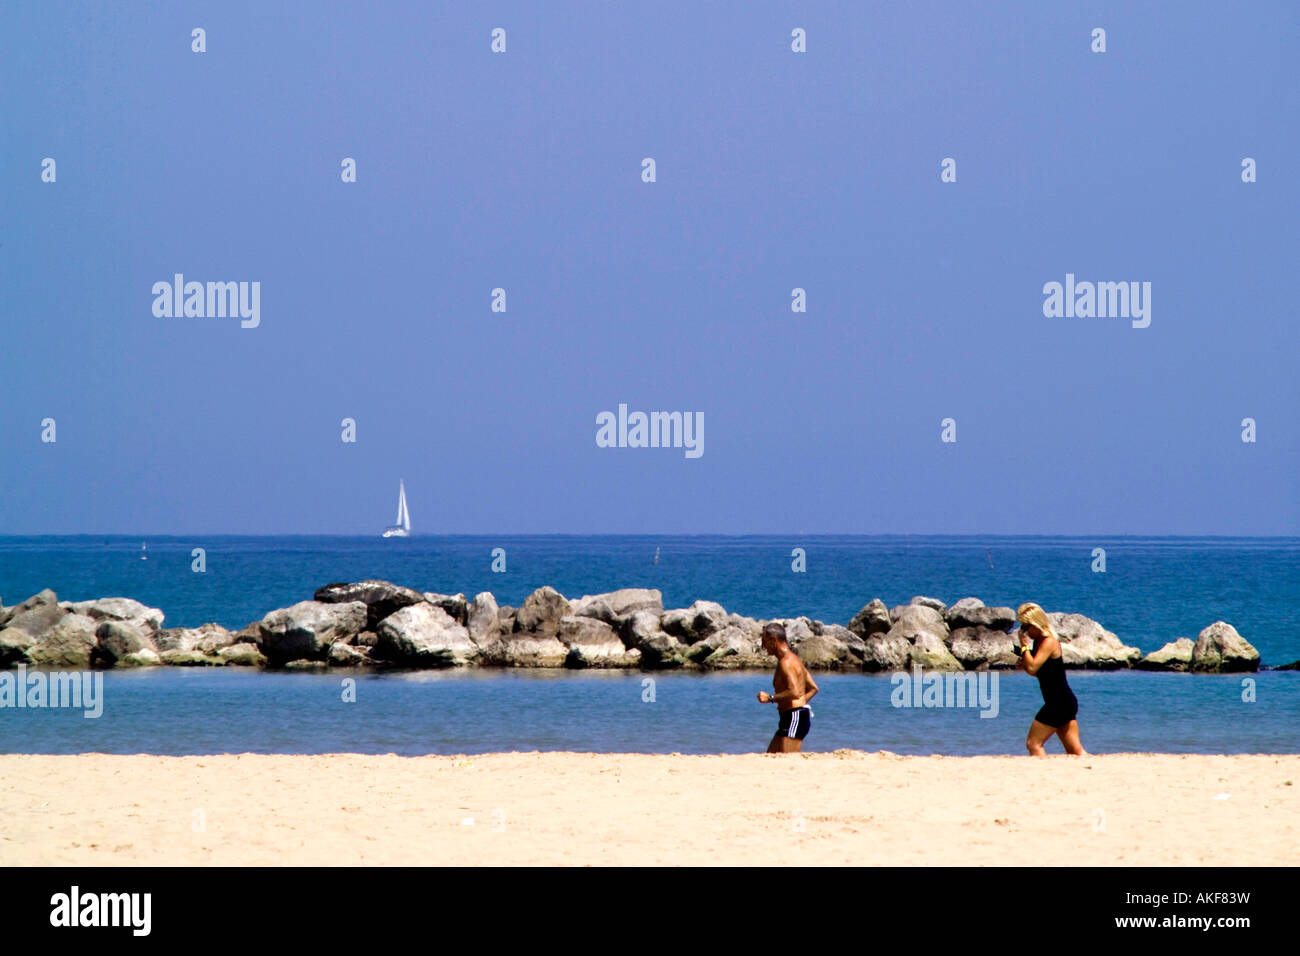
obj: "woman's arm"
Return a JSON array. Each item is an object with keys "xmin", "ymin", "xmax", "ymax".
[{"xmin": 1023, "ymin": 635, "xmax": 1058, "ymax": 676}]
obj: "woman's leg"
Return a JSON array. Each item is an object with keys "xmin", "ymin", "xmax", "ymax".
[
  {"xmin": 1026, "ymin": 719, "xmax": 1055, "ymax": 756},
  {"xmin": 1055, "ymin": 720, "xmax": 1087, "ymax": 755}
]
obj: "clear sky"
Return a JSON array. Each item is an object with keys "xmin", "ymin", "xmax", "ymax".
[{"xmin": 2, "ymin": 1, "xmax": 1297, "ymax": 535}]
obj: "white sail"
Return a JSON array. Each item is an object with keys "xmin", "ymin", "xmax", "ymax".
[
  {"xmin": 383, "ymin": 479, "xmax": 411, "ymax": 537},
  {"xmin": 397, "ymin": 480, "xmax": 410, "ymax": 531}
]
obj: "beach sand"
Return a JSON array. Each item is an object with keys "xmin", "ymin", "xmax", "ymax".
[{"xmin": 1, "ymin": 751, "xmax": 1295, "ymax": 866}]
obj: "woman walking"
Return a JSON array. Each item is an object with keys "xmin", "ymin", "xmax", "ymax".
[{"xmin": 1016, "ymin": 602, "xmax": 1087, "ymax": 756}]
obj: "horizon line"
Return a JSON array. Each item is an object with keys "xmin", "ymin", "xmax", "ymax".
[{"xmin": 3, "ymin": 532, "xmax": 1300, "ymax": 541}]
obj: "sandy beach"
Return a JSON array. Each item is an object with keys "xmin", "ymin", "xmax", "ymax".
[{"xmin": 1, "ymin": 751, "xmax": 1296, "ymax": 866}]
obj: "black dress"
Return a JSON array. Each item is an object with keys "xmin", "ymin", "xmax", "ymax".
[{"xmin": 1034, "ymin": 652, "xmax": 1079, "ymax": 727}]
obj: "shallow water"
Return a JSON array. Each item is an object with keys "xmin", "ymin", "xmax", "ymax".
[
  {"xmin": 3, "ymin": 535, "xmax": 1296, "ymax": 755},
  {"xmin": 2, "ymin": 668, "xmax": 1294, "ymax": 756}
]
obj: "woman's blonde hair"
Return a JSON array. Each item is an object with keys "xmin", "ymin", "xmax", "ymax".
[{"xmin": 1017, "ymin": 602, "xmax": 1055, "ymax": 639}]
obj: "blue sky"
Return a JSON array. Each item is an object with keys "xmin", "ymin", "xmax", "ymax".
[{"xmin": 1, "ymin": 1, "xmax": 1297, "ymax": 534}]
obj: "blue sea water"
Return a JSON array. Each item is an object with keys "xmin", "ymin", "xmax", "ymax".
[
  {"xmin": 1, "ymin": 535, "xmax": 1297, "ymax": 755},
  {"xmin": 2, "ymin": 668, "xmax": 1297, "ymax": 756}
]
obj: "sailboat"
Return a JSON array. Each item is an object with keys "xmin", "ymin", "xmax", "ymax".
[{"xmin": 383, "ymin": 480, "xmax": 411, "ymax": 538}]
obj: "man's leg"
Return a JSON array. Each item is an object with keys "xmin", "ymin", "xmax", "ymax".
[{"xmin": 766, "ymin": 734, "xmax": 801, "ymax": 753}]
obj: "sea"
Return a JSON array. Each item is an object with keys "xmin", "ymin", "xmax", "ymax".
[{"xmin": 1, "ymin": 535, "xmax": 1297, "ymax": 756}]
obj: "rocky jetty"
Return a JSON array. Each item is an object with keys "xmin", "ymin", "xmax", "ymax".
[{"xmin": 0, "ymin": 585, "xmax": 1266, "ymax": 673}]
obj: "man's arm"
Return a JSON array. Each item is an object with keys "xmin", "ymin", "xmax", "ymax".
[
  {"xmin": 764, "ymin": 660, "xmax": 806, "ymax": 707},
  {"xmin": 789, "ymin": 667, "xmax": 819, "ymax": 708},
  {"xmin": 769, "ymin": 657, "xmax": 806, "ymax": 706},
  {"xmin": 802, "ymin": 669, "xmax": 819, "ymax": 703}
]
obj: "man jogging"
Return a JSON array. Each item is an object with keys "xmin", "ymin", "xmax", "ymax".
[{"xmin": 756, "ymin": 622, "xmax": 819, "ymax": 753}]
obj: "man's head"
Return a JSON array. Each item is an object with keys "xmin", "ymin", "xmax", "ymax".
[{"xmin": 761, "ymin": 621, "xmax": 788, "ymax": 656}]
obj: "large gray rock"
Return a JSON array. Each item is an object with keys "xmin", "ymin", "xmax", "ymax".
[
  {"xmin": 258, "ymin": 600, "xmax": 368, "ymax": 665},
  {"xmin": 780, "ymin": 618, "xmax": 864, "ymax": 669},
  {"xmin": 0, "ymin": 591, "xmax": 70, "ymax": 663},
  {"xmin": 121, "ymin": 647, "xmax": 161, "ymax": 668},
  {"xmin": 1048, "ymin": 612, "xmax": 1141, "ymax": 669},
  {"xmin": 192, "ymin": 624, "xmax": 239, "ymax": 654},
  {"xmin": 886, "ymin": 605, "xmax": 949, "ymax": 644},
  {"xmin": 945, "ymin": 599, "xmax": 1016, "ymax": 632},
  {"xmin": 782, "ymin": 617, "xmax": 822, "ymax": 644},
  {"xmin": 661, "ymin": 601, "xmax": 728, "ymax": 643},
  {"xmin": 946, "ymin": 597, "xmax": 984, "ymax": 618},
  {"xmin": 1138, "ymin": 637, "xmax": 1195, "ymax": 672},
  {"xmin": 847, "ymin": 599, "xmax": 891, "ymax": 637},
  {"xmin": 230, "ymin": 622, "xmax": 263, "ymax": 647},
  {"xmin": 861, "ymin": 633, "xmax": 913, "ymax": 672},
  {"xmin": 0, "ymin": 627, "xmax": 38, "ymax": 666},
  {"xmin": 572, "ymin": 588, "xmax": 664, "ymax": 626},
  {"xmin": 29, "ymin": 614, "xmax": 99, "ymax": 667},
  {"xmin": 156, "ymin": 623, "xmax": 236, "ymax": 654},
  {"xmin": 2, "ymin": 588, "xmax": 57, "ymax": 615},
  {"xmin": 724, "ymin": 614, "xmax": 765, "ymax": 644},
  {"xmin": 823, "ymin": 623, "xmax": 867, "ymax": 658},
  {"xmin": 948, "ymin": 626, "xmax": 1019, "ymax": 669},
  {"xmin": 160, "ymin": 649, "xmax": 224, "ymax": 666},
  {"xmin": 909, "ymin": 631, "xmax": 963, "ymax": 671},
  {"xmin": 513, "ymin": 587, "xmax": 573, "ymax": 638},
  {"xmin": 328, "ymin": 641, "xmax": 372, "ymax": 667},
  {"xmin": 794, "ymin": 630, "xmax": 864, "ymax": 669},
  {"xmin": 1191, "ymin": 622, "xmax": 1259, "ymax": 673},
  {"xmin": 622, "ymin": 611, "xmax": 689, "ymax": 667},
  {"xmin": 63, "ymin": 597, "xmax": 164, "ymax": 635},
  {"xmin": 375, "ymin": 603, "xmax": 476, "ymax": 667},
  {"xmin": 423, "ymin": 592, "xmax": 469, "ymax": 626},
  {"xmin": 694, "ymin": 624, "xmax": 769, "ymax": 669},
  {"xmin": 314, "ymin": 581, "xmax": 426, "ymax": 630},
  {"xmin": 620, "ymin": 609, "xmax": 662, "ymax": 645},
  {"xmin": 636, "ymin": 632, "xmax": 691, "ymax": 668},
  {"xmin": 558, "ymin": 616, "xmax": 636, "ymax": 668},
  {"xmin": 92, "ymin": 620, "xmax": 157, "ymax": 667},
  {"xmin": 219, "ymin": 643, "xmax": 267, "ymax": 667},
  {"xmin": 467, "ymin": 592, "xmax": 501, "ymax": 646},
  {"xmin": 485, "ymin": 633, "xmax": 569, "ymax": 668},
  {"xmin": 2, "ymin": 590, "xmax": 68, "ymax": 638},
  {"xmin": 910, "ymin": 595, "xmax": 947, "ymax": 614}
]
